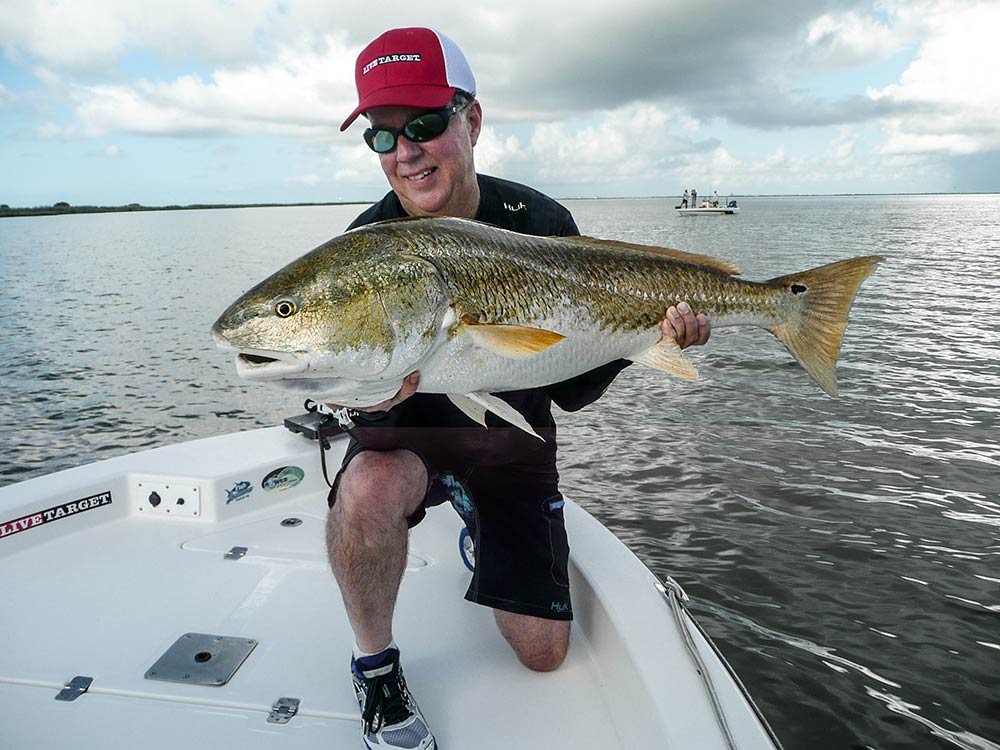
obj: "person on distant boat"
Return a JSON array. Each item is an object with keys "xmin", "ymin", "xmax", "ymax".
[
  {"xmin": 691, "ymin": 188, "xmax": 697, "ymax": 208},
  {"xmin": 712, "ymin": 190, "xmax": 719, "ymax": 207},
  {"xmin": 327, "ymin": 26, "xmax": 711, "ymax": 750},
  {"xmin": 680, "ymin": 189, "xmax": 689, "ymax": 208},
  {"xmin": 727, "ymin": 193, "xmax": 737, "ymax": 208}
]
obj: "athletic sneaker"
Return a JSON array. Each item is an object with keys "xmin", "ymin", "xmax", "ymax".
[{"xmin": 351, "ymin": 648, "xmax": 436, "ymax": 750}]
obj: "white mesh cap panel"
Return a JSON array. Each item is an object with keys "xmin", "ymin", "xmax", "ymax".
[{"xmin": 432, "ymin": 29, "xmax": 476, "ymax": 95}]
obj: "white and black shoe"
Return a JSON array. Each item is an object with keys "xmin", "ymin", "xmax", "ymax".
[{"xmin": 351, "ymin": 648, "xmax": 436, "ymax": 750}]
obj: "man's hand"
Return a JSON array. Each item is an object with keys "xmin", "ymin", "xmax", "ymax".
[
  {"xmin": 326, "ymin": 372, "xmax": 420, "ymax": 414},
  {"xmin": 662, "ymin": 301, "xmax": 710, "ymax": 349}
]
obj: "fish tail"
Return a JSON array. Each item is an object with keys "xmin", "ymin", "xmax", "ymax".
[{"xmin": 765, "ymin": 255, "xmax": 883, "ymax": 397}]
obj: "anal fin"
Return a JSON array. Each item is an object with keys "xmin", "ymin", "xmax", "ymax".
[{"xmin": 629, "ymin": 337, "xmax": 699, "ymax": 381}]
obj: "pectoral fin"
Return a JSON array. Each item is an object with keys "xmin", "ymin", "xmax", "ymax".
[
  {"xmin": 629, "ymin": 337, "xmax": 699, "ymax": 381},
  {"xmin": 452, "ymin": 391, "xmax": 544, "ymax": 440},
  {"xmin": 462, "ymin": 321, "xmax": 565, "ymax": 359}
]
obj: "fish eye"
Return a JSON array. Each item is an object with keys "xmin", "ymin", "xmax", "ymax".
[{"xmin": 274, "ymin": 298, "xmax": 298, "ymax": 318}]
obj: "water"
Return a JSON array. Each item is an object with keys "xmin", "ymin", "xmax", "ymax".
[{"xmin": 1, "ymin": 196, "xmax": 998, "ymax": 749}]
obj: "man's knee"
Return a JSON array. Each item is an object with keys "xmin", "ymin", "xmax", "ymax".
[
  {"xmin": 335, "ymin": 450, "xmax": 427, "ymax": 522},
  {"xmin": 494, "ymin": 611, "xmax": 570, "ymax": 672}
]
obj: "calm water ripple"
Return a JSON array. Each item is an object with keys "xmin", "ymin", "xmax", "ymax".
[{"xmin": 2, "ymin": 196, "xmax": 999, "ymax": 749}]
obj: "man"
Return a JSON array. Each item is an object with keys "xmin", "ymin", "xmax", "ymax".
[{"xmin": 330, "ymin": 27, "xmax": 710, "ymax": 750}]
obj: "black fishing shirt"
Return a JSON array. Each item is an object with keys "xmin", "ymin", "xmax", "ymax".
[{"xmin": 345, "ymin": 174, "xmax": 630, "ymax": 464}]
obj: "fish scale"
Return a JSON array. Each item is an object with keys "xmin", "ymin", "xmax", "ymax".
[{"xmin": 401, "ymin": 220, "xmax": 764, "ymax": 332}]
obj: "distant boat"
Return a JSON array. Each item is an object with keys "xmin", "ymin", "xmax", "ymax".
[
  {"xmin": 676, "ymin": 205, "xmax": 739, "ymax": 216},
  {"xmin": 675, "ymin": 195, "xmax": 740, "ymax": 215}
]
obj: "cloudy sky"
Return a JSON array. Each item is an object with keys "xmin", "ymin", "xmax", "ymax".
[{"xmin": 2, "ymin": 0, "xmax": 999, "ymax": 206}]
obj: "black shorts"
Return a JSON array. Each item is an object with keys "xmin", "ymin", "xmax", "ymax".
[{"xmin": 329, "ymin": 434, "xmax": 573, "ymax": 621}]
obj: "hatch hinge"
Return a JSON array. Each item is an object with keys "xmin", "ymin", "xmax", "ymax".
[
  {"xmin": 55, "ymin": 675, "xmax": 93, "ymax": 701},
  {"xmin": 268, "ymin": 697, "xmax": 301, "ymax": 724}
]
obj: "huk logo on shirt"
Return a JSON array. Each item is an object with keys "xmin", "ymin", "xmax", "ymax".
[{"xmin": 504, "ymin": 201, "xmax": 527, "ymax": 212}]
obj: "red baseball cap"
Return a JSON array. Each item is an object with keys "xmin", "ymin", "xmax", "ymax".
[{"xmin": 340, "ymin": 27, "xmax": 476, "ymax": 131}]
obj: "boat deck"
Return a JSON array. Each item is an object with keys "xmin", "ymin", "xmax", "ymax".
[{"xmin": 0, "ymin": 426, "xmax": 778, "ymax": 749}]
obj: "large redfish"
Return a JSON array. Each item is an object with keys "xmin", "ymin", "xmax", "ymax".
[{"xmin": 211, "ymin": 217, "xmax": 882, "ymax": 435}]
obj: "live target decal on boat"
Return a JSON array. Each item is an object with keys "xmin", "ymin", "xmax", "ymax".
[{"xmin": 0, "ymin": 491, "xmax": 113, "ymax": 540}]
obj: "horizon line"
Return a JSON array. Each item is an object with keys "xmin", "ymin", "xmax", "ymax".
[{"xmin": 2, "ymin": 191, "xmax": 997, "ymax": 218}]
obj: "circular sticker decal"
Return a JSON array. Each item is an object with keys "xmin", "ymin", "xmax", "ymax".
[{"xmin": 261, "ymin": 466, "xmax": 305, "ymax": 493}]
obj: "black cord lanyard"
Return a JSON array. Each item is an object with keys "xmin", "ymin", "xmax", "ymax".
[{"xmin": 303, "ymin": 399, "xmax": 358, "ymax": 488}]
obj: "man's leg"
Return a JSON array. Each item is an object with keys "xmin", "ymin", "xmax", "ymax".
[
  {"xmin": 326, "ymin": 448, "xmax": 437, "ymax": 750},
  {"xmin": 493, "ymin": 610, "xmax": 570, "ymax": 672},
  {"xmin": 325, "ymin": 448, "xmax": 427, "ymax": 652},
  {"xmin": 449, "ymin": 462, "xmax": 572, "ymax": 673}
]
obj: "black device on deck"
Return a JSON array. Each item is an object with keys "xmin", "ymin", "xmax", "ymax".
[{"xmin": 283, "ymin": 411, "xmax": 343, "ymax": 442}]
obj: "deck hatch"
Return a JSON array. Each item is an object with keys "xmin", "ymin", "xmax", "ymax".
[{"xmin": 145, "ymin": 633, "xmax": 258, "ymax": 686}]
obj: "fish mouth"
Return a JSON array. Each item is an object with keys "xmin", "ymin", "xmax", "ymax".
[
  {"xmin": 213, "ymin": 334, "xmax": 308, "ymax": 380},
  {"xmin": 233, "ymin": 349, "xmax": 307, "ymax": 379},
  {"xmin": 239, "ymin": 352, "xmax": 281, "ymax": 366}
]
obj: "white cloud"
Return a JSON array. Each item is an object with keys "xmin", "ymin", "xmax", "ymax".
[
  {"xmin": 2, "ymin": 0, "xmax": 998, "ymax": 200},
  {"xmin": 680, "ymin": 116, "xmax": 701, "ymax": 134},
  {"xmin": 827, "ymin": 130, "xmax": 855, "ymax": 162},
  {"xmin": 805, "ymin": 11, "xmax": 901, "ymax": 68},
  {"xmin": 869, "ymin": 2, "xmax": 1000, "ymax": 155},
  {"xmin": 37, "ymin": 33, "xmax": 356, "ymax": 139},
  {"xmin": 473, "ymin": 128, "xmax": 523, "ymax": 177},
  {"xmin": 527, "ymin": 105, "xmax": 673, "ymax": 183},
  {"xmin": 0, "ymin": 0, "xmax": 278, "ymax": 70}
]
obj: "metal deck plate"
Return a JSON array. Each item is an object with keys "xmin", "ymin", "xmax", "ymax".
[{"xmin": 145, "ymin": 633, "xmax": 258, "ymax": 686}]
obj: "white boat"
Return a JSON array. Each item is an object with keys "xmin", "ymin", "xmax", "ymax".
[
  {"xmin": 676, "ymin": 205, "xmax": 740, "ymax": 216},
  {"xmin": 0, "ymin": 419, "xmax": 782, "ymax": 749}
]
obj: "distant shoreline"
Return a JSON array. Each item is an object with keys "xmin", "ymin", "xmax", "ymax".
[
  {"xmin": 0, "ymin": 201, "xmax": 368, "ymax": 219},
  {"xmin": 2, "ymin": 192, "xmax": 996, "ymax": 219}
]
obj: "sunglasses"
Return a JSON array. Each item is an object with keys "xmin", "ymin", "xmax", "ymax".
[{"xmin": 363, "ymin": 105, "xmax": 462, "ymax": 154}]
